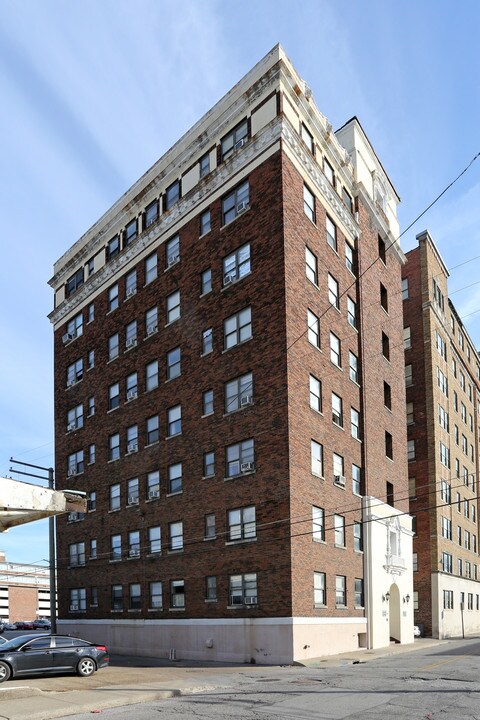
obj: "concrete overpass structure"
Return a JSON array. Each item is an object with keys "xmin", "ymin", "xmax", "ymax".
[{"xmin": 0, "ymin": 477, "xmax": 86, "ymax": 532}]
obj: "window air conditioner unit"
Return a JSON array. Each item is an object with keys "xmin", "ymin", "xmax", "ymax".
[
  {"xmin": 241, "ymin": 462, "xmax": 255, "ymax": 473},
  {"xmin": 168, "ymin": 253, "xmax": 179, "ymax": 266},
  {"xmin": 67, "ymin": 422, "xmax": 76, "ymax": 432},
  {"xmin": 129, "ymin": 549, "xmax": 140, "ymax": 557},
  {"xmin": 63, "ymin": 332, "xmax": 74, "ymax": 344},
  {"xmin": 334, "ymin": 475, "xmax": 346, "ymax": 487},
  {"xmin": 240, "ymin": 395, "xmax": 253, "ymax": 407},
  {"xmin": 126, "ymin": 337, "xmax": 137, "ymax": 349},
  {"xmin": 236, "ymin": 201, "xmax": 248, "ymax": 214},
  {"xmin": 67, "ymin": 468, "xmax": 77, "ymax": 477},
  {"xmin": 128, "ymin": 495, "xmax": 138, "ymax": 505},
  {"xmin": 148, "ymin": 489, "xmax": 160, "ymax": 499},
  {"xmin": 223, "ymin": 273, "xmax": 235, "ymax": 286},
  {"xmin": 244, "ymin": 596, "xmax": 257, "ymax": 605},
  {"xmin": 127, "ymin": 442, "xmax": 138, "ymax": 454},
  {"xmin": 126, "ymin": 390, "xmax": 137, "ymax": 401},
  {"xmin": 146, "ymin": 324, "xmax": 158, "ymax": 336},
  {"xmin": 67, "ymin": 378, "xmax": 76, "ymax": 387},
  {"xmin": 69, "ymin": 604, "xmax": 79, "ymax": 611},
  {"xmin": 234, "ymin": 137, "xmax": 247, "ymax": 151},
  {"xmin": 126, "ymin": 286, "xmax": 137, "ymax": 298}
]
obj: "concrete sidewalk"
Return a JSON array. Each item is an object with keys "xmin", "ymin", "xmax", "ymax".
[{"xmin": 0, "ymin": 638, "xmax": 452, "ymax": 720}]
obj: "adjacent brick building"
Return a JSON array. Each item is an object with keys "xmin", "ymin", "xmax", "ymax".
[
  {"xmin": 0, "ymin": 552, "xmax": 51, "ymax": 623},
  {"xmin": 404, "ymin": 230, "xmax": 480, "ymax": 638},
  {"xmin": 49, "ymin": 45, "xmax": 413, "ymax": 663}
]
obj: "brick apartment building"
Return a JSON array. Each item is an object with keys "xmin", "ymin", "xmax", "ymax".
[
  {"xmin": 49, "ymin": 45, "xmax": 413, "ymax": 663},
  {"xmin": 404, "ymin": 231, "xmax": 480, "ymax": 638},
  {"xmin": 0, "ymin": 551, "xmax": 51, "ymax": 623}
]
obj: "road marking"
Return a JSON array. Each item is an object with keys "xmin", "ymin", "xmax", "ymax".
[{"xmin": 419, "ymin": 655, "xmax": 467, "ymax": 671}]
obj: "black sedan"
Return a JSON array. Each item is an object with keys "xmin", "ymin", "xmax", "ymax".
[{"xmin": 0, "ymin": 634, "xmax": 109, "ymax": 682}]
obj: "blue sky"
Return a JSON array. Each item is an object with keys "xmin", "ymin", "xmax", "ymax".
[{"xmin": 1, "ymin": 0, "xmax": 479, "ymax": 564}]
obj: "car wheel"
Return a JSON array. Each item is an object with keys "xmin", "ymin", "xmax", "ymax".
[
  {"xmin": 77, "ymin": 657, "xmax": 96, "ymax": 677},
  {"xmin": 0, "ymin": 661, "xmax": 11, "ymax": 683}
]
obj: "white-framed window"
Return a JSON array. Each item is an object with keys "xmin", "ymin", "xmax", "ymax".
[
  {"xmin": 111, "ymin": 534, "xmax": 122, "ymax": 561},
  {"xmin": 145, "ymin": 306, "xmax": 158, "ymax": 336},
  {"xmin": 314, "ymin": 571, "xmax": 326, "ymax": 606},
  {"xmin": 145, "ymin": 200, "xmax": 159, "ymax": 228},
  {"xmin": 224, "ymin": 307, "xmax": 252, "ymax": 349},
  {"xmin": 90, "ymin": 538, "xmax": 97, "ymax": 559},
  {"xmin": 330, "ymin": 332, "xmax": 341, "ymax": 366},
  {"xmin": 307, "ymin": 309, "xmax": 320, "ymax": 348},
  {"xmin": 228, "ymin": 506, "xmax": 256, "ymax": 541},
  {"xmin": 66, "ymin": 269, "xmax": 84, "ymax": 298},
  {"xmin": 67, "ymin": 359, "xmax": 83, "ymax": 386},
  {"xmin": 125, "ymin": 320, "xmax": 137, "ymax": 348},
  {"xmin": 110, "ymin": 484, "xmax": 120, "ymax": 511},
  {"xmin": 165, "ymin": 234, "xmax": 180, "ymax": 268},
  {"xmin": 401, "ymin": 277, "xmax": 409, "ymax": 300},
  {"xmin": 169, "ymin": 521, "xmax": 183, "ymax": 551},
  {"xmin": 345, "ymin": 242, "xmax": 354, "ymax": 274},
  {"xmin": 311, "ymin": 440, "xmax": 323, "ymax": 477},
  {"xmin": 108, "ymin": 382, "xmax": 120, "ymax": 411},
  {"xmin": 202, "ymin": 328, "xmax": 213, "ymax": 354},
  {"xmin": 205, "ymin": 576, "xmax": 217, "ymax": 601},
  {"xmin": 109, "ymin": 433, "xmax": 120, "ymax": 461},
  {"xmin": 69, "ymin": 542, "xmax": 85, "ymax": 567},
  {"xmin": 324, "ymin": 158, "xmax": 335, "ymax": 186},
  {"xmin": 305, "ymin": 247, "xmax": 318, "ymax": 285},
  {"xmin": 303, "ymin": 185, "xmax": 316, "ymax": 223},
  {"xmin": 328, "ymin": 274, "xmax": 339, "ymax": 308},
  {"xmin": 333, "ymin": 452, "xmax": 344, "ymax": 481},
  {"xmin": 70, "ymin": 587, "xmax": 87, "ymax": 612},
  {"xmin": 203, "ymin": 451, "xmax": 215, "ymax": 477},
  {"xmin": 147, "ymin": 471, "xmax": 160, "ymax": 499},
  {"xmin": 65, "ymin": 312, "xmax": 83, "ymax": 340},
  {"xmin": 223, "ymin": 243, "xmax": 251, "ymax": 285},
  {"xmin": 202, "ymin": 389, "xmax": 214, "ymax": 416},
  {"xmin": 222, "ymin": 181, "xmax": 249, "ymax": 224},
  {"xmin": 146, "ymin": 415, "xmax": 159, "ymax": 444},
  {"xmin": 170, "ymin": 579, "xmax": 185, "ymax": 608},
  {"xmin": 148, "ymin": 526, "xmax": 161, "ymax": 554},
  {"xmin": 351, "ymin": 408, "xmax": 360, "ymax": 439},
  {"xmin": 149, "ymin": 581, "xmax": 162, "ymax": 609},
  {"xmin": 405, "ymin": 364, "xmax": 413, "ymax": 387},
  {"xmin": 167, "ymin": 347, "xmax": 181, "ymax": 379},
  {"xmin": 146, "ymin": 360, "xmax": 159, "ymax": 391},
  {"xmin": 166, "ymin": 290, "xmax": 180, "ymax": 323},
  {"xmin": 107, "ymin": 235, "xmax": 120, "ymax": 262},
  {"xmin": 125, "ymin": 269, "xmax": 137, "ymax": 298},
  {"xmin": 355, "ymin": 578, "xmax": 364, "ymax": 607},
  {"xmin": 403, "ymin": 326, "xmax": 411, "ymax": 350},
  {"xmin": 108, "ymin": 284, "xmax": 119, "ymax": 312},
  {"xmin": 347, "ymin": 297, "xmax": 357, "ymax": 328},
  {"xmin": 111, "ymin": 584, "xmax": 123, "ymax": 611},
  {"xmin": 204, "ymin": 514, "xmax": 216, "ymax": 540},
  {"xmin": 145, "ymin": 252, "xmax": 157, "ymax": 284},
  {"xmin": 352, "ymin": 464, "xmax": 361, "ymax": 495},
  {"xmin": 124, "ymin": 218, "xmax": 137, "ymax": 247},
  {"xmin": 167, "ymin": 405, "xmax": 182, "ymax": 437},
  {"xmin": 199, "ymin": 152, "xmax": 210, "ymax": 178},
  {"xmin": 334, "ymin": 515, "xmax": 345, "ymax": 546},
  {"xmin": 221, "ymin": 119, "xmax": 248, "ymax": 161},
  {"xmin": 67, "ymin": 450, "xmax": 84, "ymax": 476},
  {"xmin": 301, "ymin": 123, "xmax": 314, "ymax": 153},
  {"xmin": 354, "ymin": 522, "xmax": 363, "ymax": 552},
  {"xmin": 67, "ymin": 404, "xmax": 83, "ymax": 431},
  {"xmin": 226, "ymin": 439, "xmax": 254, "ymax": 477},
  {"xmin": 349, "ymin": 351, "xmax": 358, "ymax": 383},
  {"xmin": 127, "ymin": 477, "xmax": 139, "ymax": 503},
  {"xmin": 128, "ymin": 530, "xmax": 140, "ymax": 557},
  {"xmin": 229, "ymin": 573, "xmax": 257, "ymax": 606},
  {"xmin": 168, "ymin": 463, "xmax": 182, "ymax": 494},
  {"xmin": 165, "ymin": 180, "xmax": 181, "ymax": 210},
  {"xmin": 326, "ymin": 216, "xmax": 337, "ymax": 251},
  {"xmin": 309, "ymin": 375, "xmax": 322, "ymax": 412},
  {"xmin": 312, "ymin": 506, "xmax": 325, "ymax": 541},
  {"xmin": 332, "ymin": 392, "xmax": 343, "ymax": 427},
  {"xmin": 225, "ymin": 372, "xmax": 253, "ymax": 413},
  {"xmin": 129, "ymin": 583, "xmax": 141, "ymax": 610},
  {"xmin": 201, "ymin": 268, "xmax": 212, "ymax": 294},
  {"xmin": 406, "ymin": 402, "xmax": 414, "ymax": 424}
]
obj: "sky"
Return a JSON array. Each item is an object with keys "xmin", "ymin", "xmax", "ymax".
[{"xmin": 1, "ymin": 0, "xmax": 479, "ymax": 565}]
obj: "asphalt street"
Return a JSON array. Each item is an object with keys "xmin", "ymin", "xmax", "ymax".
[{"xmin": 45, "ymin": 637, "xmax": 480, "ymax": 720}]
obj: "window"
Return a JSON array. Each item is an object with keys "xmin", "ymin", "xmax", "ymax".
[
  {"xmin": 314, "ymin": 572, "xmax": 326, "ymax": 606},
  {"xmin": 87, "ymin": 303, "xmax": 94, "ymax": 322},
  {"xmin": 349, "ymin": 351, "xmax": 359, "ymax": 383},
  {"xmin": 65, "ymin": 312, "xmax": 83, "ymax": 340},
  {"xmin": 225, "ymin": 372, "xmax": 253, "ymax": 413},
  {"xmin": 67, "ymin": 359, "xmax": 83, "ymax": 386},
  {"xmin": 67, "ymin": 450, "xmax": 84, "ymax": 476},
  {"xmin": 332, "ymin": 392, "xmax": 343, "ymax": 427},
  {"xmin": 149, "ymin": 581, "xmax": 163, "ymax": 609},
  {"xmin": 305, "ymin": 247, "xmax": 318, "ymax": 285},
  {"xmin": 108, "ymin": 284, "xmax": 119, "ymax": 312},
  {"xmin": 169, "ymin": 522, "xmax": 183, "ymax": 551},
  {"xmin": 345, "ymin": 242, "xmax": 355, "ymax": 274},
  {"xmin": 66, "ymin": 268, "xmax": 84, "ymax": 297},
  {"xmin": 145, "ymin": 200, "xmax": 159, "ymax": 228},
  {"xmin": 199, "ymin": 152, "xmax": 210, "ymax": 178},
  {"xmin": 111, "ymin": 534, "xmax": 122, "ymax": 561},
  {"xmin": 128, "ymin": 530, "xmax": 140, "ymax": 557},
  {"xmin": 88, "ymin": 444, "xmax": 95, "ymax": 464},
  {"xmin": 223, "ymin": 243, "xmax": 251, "ymax": 285},
  {"xmin": 224, "ymin": 307, "xmax": 252, "ymax": 349},
  {"xmin": 146, "ymin": 360, "xmax": 159, "ymax": 391},
  {"xmin": 405, "ymin": 363, "xmax": 413, "ymax": 386},
  {"xmin": 69, "ymin": 542, "xmax": 85, "ymax": 567},
  {"xmin": 436, "ymin": 330, "xmax": 447, "ymax": 359},
  {"xmin": 439, "ymin": 442, "xmax": 450, "ymax": 468},
  {"xmin": 407, "ymin": 440, "xmax": 415, "ymax": 461},
  {"xmin": 442, "ymin": 552, "xmax": 452, "ymax": 573},
  {"xmin": 70, "ymin": 588, "xmax": 87, "ymax": 612},
  {"xmin": 379, "ymin": 333, "xmax": 391, "ymax": 362},
  {"xmin": 167, "ymin": 463, "xmax": 182, "ymax": 495},
  {"xmin": 438, "ymin": 404, "xmax": 449, "ymax": 430},
  {"xmin": 333, "ymin": 452, "xmax": 344, "ymax": 481},
  {"xmin": 406, "ymin": 402, "xmax": 414, "ymax": 424},
  {"xmin": 129, "ymin": 584, "xmax": 141, "ymax": 610},
  {"xmin": 124, "ymin": 218, "xmax": 137, "ymax": 247},
  {"xmin": 166, "ymin": 290, "xmax": 180, "ymax": 323},
  {"xmin": 328, "ymin": 274, "xmax": 339, "ymax": 308},
  {"xmin": 403, "ymin": 326, "xmax": 411, "ymax": 350},
  {"xmin": 334, "ymin": 515, "xmax": 345, "ymax": 546},
  {"xmin": 107, "ymin": 235, "xmax": 120, "ymax": 262},
  {"xmin": 108, "ymin": 383, "xmax": 120, "ymax": 411},
  {"xmin": 330, "ymin": 332, "xmax": 341, "ymax": 366},
  {"xmin": 127, "ymin": 477, "xmax": 139, "ymax": 504},
  {"xmin": 304, "ymin": 185, "xmax": 316, "ymax": 223},
  {"xmin": 204, "ymin": 514, "xmax": 216, "ymax": 540},
  {"xmin": 165, "ymin": 180, "xmax": 181, "ymax": 211},
  {"xmin": 301, "ymin": 123, "xmax": 314, "ymax": 152},
  {"xmin": 167, "ymin": 405, "xmax": 182, "ymax": 436},
  {"xmin": 202, "ymin": 451, "xmax": 215, "ymax": 478},
  {"xmin": 229, "ymin": 573, "xmax": 257, "ymax": 606},
  {"xmin": 380, "ymin": 283, "xmax": 388, "ymax": 312},
  {"xmin": 351, "ymin": 408, "xmax": 360, "ymax": 439},
  {"xmin": 67, "ymin": 404, "xmax": 83, "ymax": 431},
  {"xmin": 125, "ymin": 372, "xmax": 138, "ymax": 402},
  {"xmin": 145, "ymin": 252, "xmax": 157, "ymax": 284},
  {"xmin": 347, "ymin": 297, "xmax": 357, "ymax": 328},
  {"xmin": 110, "ymin": 484, "xmax": 120, "ymax": 511},
  {"xmin": 355, "ymin": 578, "xmax": 364, "ymax": 607},
  {"xmin": 343, "ymin": 188, "xmax": 353, "ymax": 213},
  {"xmin": 166, "ymin": 347, "xmax": 181, "ymax": 379},
  {"xmin": 222, "ymin": 181, "xmax": 249, "ymax": 224},
  {"xmin": 432, "ymin": 278, "xmax": 445, "ymax": 311},
  {"xmin": 109, "ymin": 433, "xmax": 120, "ymax": 461},
  {"xmin": 352, "ymin": 464, "xmax": 361, "ymax": 495},
  {"xmin": 202, "ymin": 390, "xmax": 214, "ymax": 416},
  {"xmin": 111, "ymin": 585, "xmax": 123, "ymax": 611},
  {"xmin": 312, "ymin": 506, "xmax": 325, "ymax": 541},
  {"xmin": 385, "ymin": 431, "xmax": 393, "ymax": 460},
  {"xmin": 335, "ymin": 576, "xmax": 346, "ymax": 606},
  {"xmin": 442, "ymin": 516, "xmax": 452, "ymax": 539},
  {"xmin": 205, "ymin": 576, "xmax": 217, "ymax": 601},
  {"xmin": 309, "ymin": 375, "xmax": 322, "ymax": 412},
  {"xmin": 201, "ymin": 268, "xmax": 212, "ymax": 295},
  {"xmin": 326, "ymin": 216, "xmax": 337, "ymax": 250},
  {"xmin": 378, "ymin": 236, "xmax": 386, "ymax": 263},
  {"xmin": 90, "ymin": 539, "xmax": 97, "ymax": 559},
  {"xmin": 324, "ymin": 158, "xmax": 335, "ymax": 186},
  {"xmin": 307, "ymin": 310, "xmax": 320, "ymax": 348},
  {"xmin": 354, "ymin": 522, "xmax": 363, "ymax": 551},
  {"xmin": 311, "ymin": 440, "xmax": 323, "ymax": 477},
  {"xmin": 401, "ymin": 277, "xmax": 409, "ymax": 300},
  {"xmin": 170, "ymin": 579, "xmax": 185, "ymax": 609},
  {"xmin": 147, "ymin": 471, "xmax": 160, "ymax": 500},
  {"xmin": 202, "ymin": 328, "xmax": 213, "ymax": 354},
  {"xmin": 87, "ymin": 258, "xmax": 94, "ymax": 277},
  {"xmin": 226, "ymin": 439, "xmax": 254, "ymax": 477},
  {"xmin": 165, "ymin": 235, "xmax": 180, "ymax": 268},
  {"xmin": 381, "ymin": 381, "xmax": 392, "ymax": 411},
  {"xmin": 108, "ymin": 333, "xmax": 119, "ymax": 361},
  {"xmin": 87, "ymin": 349, "xmax": 94, "ymax": 370},
  {"xmin": 228, "ymin": 506, "xmax": 256, "ymax": 541},
  {"xmin": 146, "ymin": 415, "xmax": 159, "ymax": 445},
  {"xmin": 221, "ymin": 119, "xmax": 248, "ymax": 161},
  {"xmin": 145, "ymin": 306, "xmax": 158, "ymax": 336}
]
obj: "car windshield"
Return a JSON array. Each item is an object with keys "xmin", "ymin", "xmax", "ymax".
[{"xmin": 0, "ymin": 634, "xmax": 48, "ymax": 651}]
